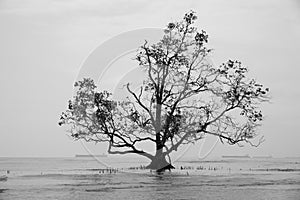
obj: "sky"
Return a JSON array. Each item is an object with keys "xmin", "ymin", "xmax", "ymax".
[{"xmin": 0, "ymin": 0, "xmax": 300, "ymax": 158}]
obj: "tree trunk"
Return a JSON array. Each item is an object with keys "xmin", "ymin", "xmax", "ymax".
[{"xmin": 145, "ymin": 149, "xmax": 175, "ymax": 172}]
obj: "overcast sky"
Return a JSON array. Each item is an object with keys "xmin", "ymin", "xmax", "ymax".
[{"xmin": 0, "ymin": 0, "xmax": 300, "ymax": 158}]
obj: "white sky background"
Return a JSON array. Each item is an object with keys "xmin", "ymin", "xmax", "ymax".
[{"xmin": 0, "ymin": 0, "xmax": 299, "ymax": 157}]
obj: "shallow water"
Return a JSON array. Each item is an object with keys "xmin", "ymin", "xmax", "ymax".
[{"xmin": 1, "ymin": 157, "xmax": 300, "ymax": 200}]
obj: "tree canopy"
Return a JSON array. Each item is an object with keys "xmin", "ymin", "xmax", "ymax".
[{"xmin": 59, "ymin": 11, "xmax": 269, "ymax": 171}]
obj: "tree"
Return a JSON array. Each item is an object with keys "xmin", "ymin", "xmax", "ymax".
[{"xmin": 59, "ymin": 11, "xmax": 269, "ymax": 172}]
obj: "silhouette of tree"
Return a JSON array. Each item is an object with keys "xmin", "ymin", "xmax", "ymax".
[{"xmin": 59, "ymin": 11, "xmax": 269, "ymax": 172}]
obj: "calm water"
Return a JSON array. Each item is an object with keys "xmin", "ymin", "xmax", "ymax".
[{"xmin": 0, "ymin": 157, "xmax": 300, "ymax": 200}]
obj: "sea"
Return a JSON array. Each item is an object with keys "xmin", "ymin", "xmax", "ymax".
[{"xmin": 0, "ymin": 156, "xmax": 299, "ymax": 200}]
